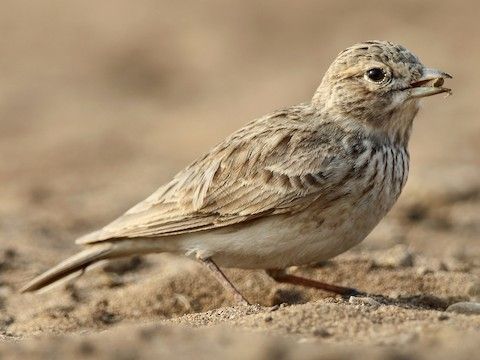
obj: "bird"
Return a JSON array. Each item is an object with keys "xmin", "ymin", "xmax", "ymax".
[{"xmin": 21, "ymin": 41, "xmax": 451, "ymax": 304}]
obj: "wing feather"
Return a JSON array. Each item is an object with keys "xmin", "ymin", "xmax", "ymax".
[{"xmin": 77, "ymin": 107, "xmax": 352, "ymax": 244}]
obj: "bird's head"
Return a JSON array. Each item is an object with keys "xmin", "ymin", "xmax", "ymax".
[{"xmin": 313, "ymin": 41, "xmax": 451, "ymax": 144}]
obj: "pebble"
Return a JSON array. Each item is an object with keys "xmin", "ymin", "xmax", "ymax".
[
  {"xmin": 349, "ymin": 296, "xmax": 381, "ymax": 309},
  {"xmin": 312, "ymin": 327, "xmax": 332, "ymax": 338},
  {"xmin": 438, "ymin": 314, "xmax": 450, "ymax": 321},
  {"xmin": 0, "ymin": 314, "xmax": 14, "ymax": 327},
  {"xmin": 446, "ymin": 302, "xmax": 480, "ymax": 315},
  {"xmin": 268, "ymin": 305, "xmax": 280, "ymax": 312},
  {"xmin": 263, "ymin": 315, "xmax": 273, "ymax": 323}
]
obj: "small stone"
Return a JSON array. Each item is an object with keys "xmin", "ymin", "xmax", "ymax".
[
  {"xmin": 92, "ymin": 299, "xmax": 119, "ymax": 325},
  {"xmin": 0, "ymin": 315, "xmax": 14, "ymax": 328},
  {"xmin": 438, "ymin": 262, "xmax": 449, "ymax": 271},
  {"xmin": 446, "ymin": 302, "xmax": 480, "ymax": 315},
  {"xmin": 312, "ymin": 327, "xmax": 332, "ymax": 338},
  {"xmin": 263, "ymin": 315, "xmax": 273, "ymax": 323},
  {"xmin": 92, "ymin": 309, "xmax": 118, "ymax": 324},
  {"xmin": 349, "ymin": 296, "xmax": 381, "ymax": 309},
  {"xmin": 438, "ymin": 314, "xmax": 449, "ymax": 321},
  {"xmin": 268, "ymin": 305, "xmax": 280, "ymax": 312}
]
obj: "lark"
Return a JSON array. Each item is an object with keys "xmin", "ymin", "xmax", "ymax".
[{"xmin": 21, "ymin": 41, "xmax": 451, "ymax": 304}]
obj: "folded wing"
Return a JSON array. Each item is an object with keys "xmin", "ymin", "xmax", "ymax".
[{"xmin": 77, "ymin": 109, "xmax": 352, "ymax": 244}]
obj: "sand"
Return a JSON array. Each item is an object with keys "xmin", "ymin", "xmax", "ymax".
[{"xmin": 0, "ymin": 0, "xmax": 479, "ymax": 358}]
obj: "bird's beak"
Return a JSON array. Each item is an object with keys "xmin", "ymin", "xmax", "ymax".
[{"xmin": 408, "ymin": 68, "xmax": 452, "ymax": 98}]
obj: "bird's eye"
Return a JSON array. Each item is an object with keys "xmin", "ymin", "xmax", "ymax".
[{"xmin": 365, "ymin": 68, "xmax": 386, "ymax": 83}]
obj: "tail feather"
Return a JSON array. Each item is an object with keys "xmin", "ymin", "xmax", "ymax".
[{"xmin": 20, "ymin": 244, "xmax": 113, "ymax": 293}]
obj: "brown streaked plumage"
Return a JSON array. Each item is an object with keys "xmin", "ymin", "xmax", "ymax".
[{"xmin": 21, "ymin": 41, "xmax": 451, "ymax": 304}]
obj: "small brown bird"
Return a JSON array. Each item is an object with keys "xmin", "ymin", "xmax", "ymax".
[{"xmin": 21, "ymin": 41, "xmax": 451, "ymax": 304}]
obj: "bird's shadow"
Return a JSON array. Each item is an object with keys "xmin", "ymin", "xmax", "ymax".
[
  {"xmin": 347, "ymin": 292, "xmax": 468, "ymax": 311},
  {"xmin": 270, "ymin": 287, "xmax": 467, "ymax": 311}
]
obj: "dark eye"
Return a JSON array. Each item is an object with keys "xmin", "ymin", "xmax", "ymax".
[{"xmin": 366, "ymin": 68, "xmax": 386, "ymax": 82}]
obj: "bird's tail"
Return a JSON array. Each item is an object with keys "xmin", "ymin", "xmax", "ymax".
[
  {"xmin": 20, "ymin": 243, "xmax": 115, "ymax": 293},
  {"xmin": 20, "ymin": 237, "xmax": 179, "ymax": 293}
]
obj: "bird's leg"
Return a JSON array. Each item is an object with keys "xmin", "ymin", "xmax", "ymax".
[
  {"xmin": 266, "ymin": 269, "xmax": 362, "ymax": 297},
  {"xmin": 198, "ymin": 257, "xmax": 250, "ymax": 305}
]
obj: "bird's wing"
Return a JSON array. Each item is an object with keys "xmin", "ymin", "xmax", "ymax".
[{"xmin": 77, "ymin": 109, "xmax": 353, "ymax": 244}]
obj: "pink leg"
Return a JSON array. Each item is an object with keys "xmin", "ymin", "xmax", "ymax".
[
  {"xmin": 199, "ymin": 258, "xmax": 250, "ymax": 305},
  {"xmin": 266, "ymin": 269, "xmax": 362, "ymax": 296}
]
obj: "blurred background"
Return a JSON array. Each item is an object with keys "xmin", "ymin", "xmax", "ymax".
[{"xmin": 0, "ymin": 0, "xmax": 479, "ymax": 354}]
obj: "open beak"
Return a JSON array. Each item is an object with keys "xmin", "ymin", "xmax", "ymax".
[{"xmin": 408, "ymin": 68, "xmax": 452, "ymax": 98}]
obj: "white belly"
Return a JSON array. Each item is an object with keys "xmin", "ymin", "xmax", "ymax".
[{"xmin": 177, "ymin": 195, "xmax": 387, "ymax": 269}]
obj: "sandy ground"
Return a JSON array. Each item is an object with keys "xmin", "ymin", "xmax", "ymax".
[{"xmin": 0, "ymin": 0, "xmax": 479, "ymax": 358}]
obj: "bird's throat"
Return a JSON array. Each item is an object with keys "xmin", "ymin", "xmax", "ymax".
[{"xmin": 377, "ymin": 100, "xmax": 419, "ymax": 147}]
